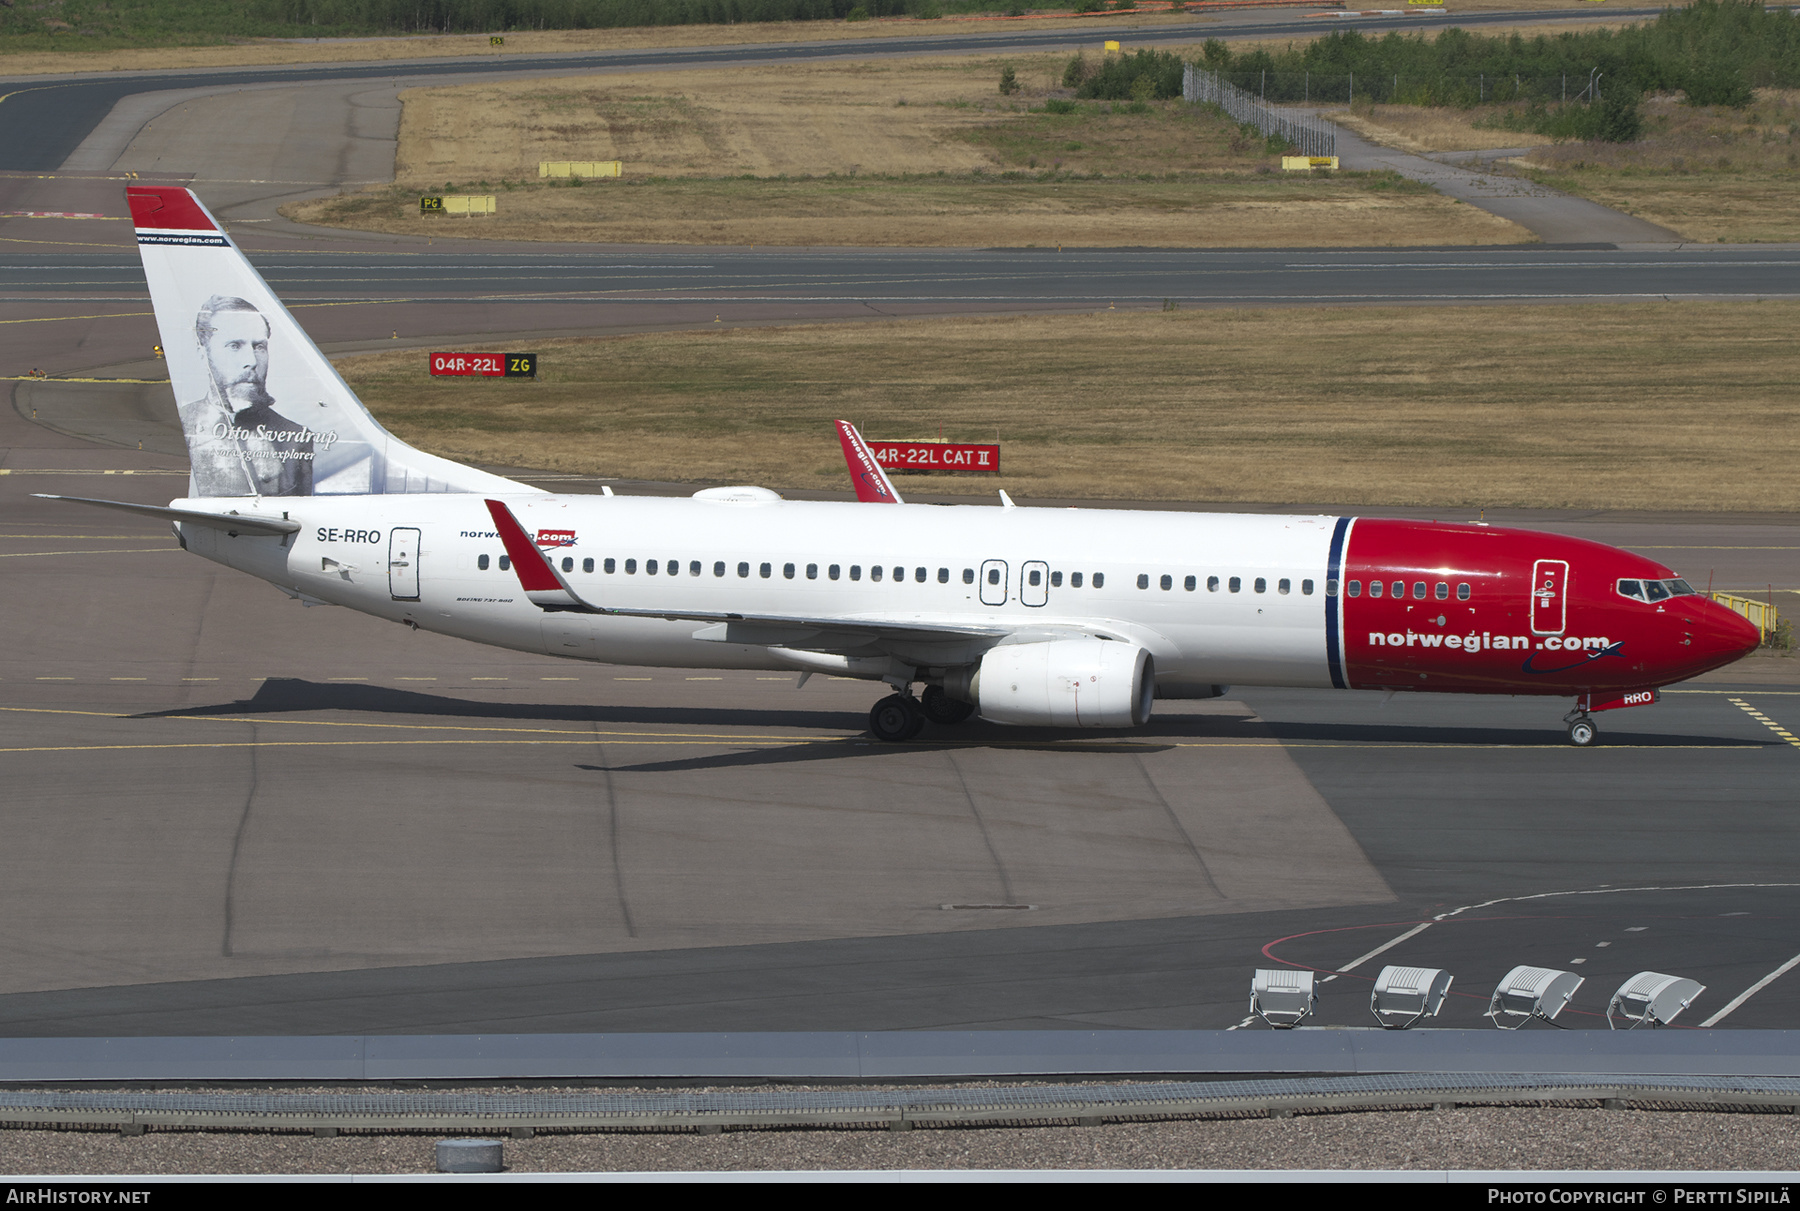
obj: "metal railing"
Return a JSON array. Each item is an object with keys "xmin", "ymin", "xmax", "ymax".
[{"xmin": 1182, "ymin": 64, "xmax": 1337, "ymax": 159}]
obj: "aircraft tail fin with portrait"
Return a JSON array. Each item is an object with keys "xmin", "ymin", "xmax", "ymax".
[{"xmin": 127, "ymin": 186, "xmax": 526, "ymax": 500}]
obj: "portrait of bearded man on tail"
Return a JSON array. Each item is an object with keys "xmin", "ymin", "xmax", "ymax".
[{"xmin": 177, "ymin": 294, "xmax": 318, "ymax": 496}]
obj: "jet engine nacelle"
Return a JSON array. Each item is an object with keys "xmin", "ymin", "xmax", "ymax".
[{"xmin": 964, "ymin": 639, "xmax": 1155, "ymax": 729}]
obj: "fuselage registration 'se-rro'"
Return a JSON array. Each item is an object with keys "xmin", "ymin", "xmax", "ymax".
[{"xmin": 47, "ymin": 188, "xmax": 1761, "ymax": 746}]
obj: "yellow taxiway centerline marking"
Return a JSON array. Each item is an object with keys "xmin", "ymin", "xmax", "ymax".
[
  {"xmin": 1728, "ymin": 697, "xmax": 1800, "ymax": 748},
  {"xmin": 0, "ymin": 548, "xmax": 178, "ymax": 558}
]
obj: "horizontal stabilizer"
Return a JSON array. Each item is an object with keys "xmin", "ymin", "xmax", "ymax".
[{"xmin": 33, "ymin": 494, "xmax": 301, "ymax": 536}]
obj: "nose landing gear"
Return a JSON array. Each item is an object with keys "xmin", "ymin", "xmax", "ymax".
[{"xmin": 1566, "ymin": 712, "xmax": 1597, "ymax": 747}]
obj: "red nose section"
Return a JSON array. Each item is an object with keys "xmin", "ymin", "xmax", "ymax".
[{"xmin": 1697, "ymin": 600, "xmax": 1763, "ymax": 671}]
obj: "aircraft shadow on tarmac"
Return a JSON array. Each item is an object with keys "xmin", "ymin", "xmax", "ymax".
[{"xmin": 131, "ymin": 679, "xmax": 1768, "ymax": 769}]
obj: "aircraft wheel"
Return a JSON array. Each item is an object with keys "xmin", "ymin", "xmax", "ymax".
[
  {"xmin": 869, "ymin": 694, "xmax": 924, "ymax": 743},
  {"xmin": 1568, "ymin": 718, "xmax": 1597, "ymax": 747},
  {"xmin": 920, "ymin": 685, "xmax": 976, "ymax": 725}
]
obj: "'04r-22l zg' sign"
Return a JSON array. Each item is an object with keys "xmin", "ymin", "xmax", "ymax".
[{"xmin": 429, "ymin": 352, "xmax": 538, "ymax": 378}]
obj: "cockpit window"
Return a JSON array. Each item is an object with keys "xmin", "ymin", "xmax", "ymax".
[{"xmin": 1620, "ymin": 577, "xmax": 1695, "ymax": 603}]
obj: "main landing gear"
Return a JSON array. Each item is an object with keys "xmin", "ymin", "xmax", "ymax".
[
  {"xmin": 869, "ymin": 693, "xmax": 925, "ymax": 742},
  {"xmin": 868, "ymin": 685, "xmax": 976, "ymax": 742}
]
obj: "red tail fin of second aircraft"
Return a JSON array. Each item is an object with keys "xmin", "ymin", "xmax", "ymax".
[{"xmin": 835, "ymin": 420, "xmax": 904, "ymax": 504}]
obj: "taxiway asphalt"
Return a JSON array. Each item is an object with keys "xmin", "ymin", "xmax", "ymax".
[{"xmin": 0, "ymin": 398, "xmax": 1796, "ymax": 1037}]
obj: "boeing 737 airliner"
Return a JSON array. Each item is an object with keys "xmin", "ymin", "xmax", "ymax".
[{"xmin": 41, "ymin": 187, "xmax": 1761, "ymax": 746}]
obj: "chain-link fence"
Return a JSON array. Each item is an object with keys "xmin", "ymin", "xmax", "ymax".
[
  {"xmin": 1182, "ymin": 64, "xmax": 1337, "ymax": 158},
  {"xmin": 1191, "ymin": 67, "xmax": 1609, "ymax": 108}
]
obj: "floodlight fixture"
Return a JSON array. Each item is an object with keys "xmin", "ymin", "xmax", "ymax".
[
  {"xmin": 1486, "ymin": 965, "xmax": 1583, "ymax": 1029},
  {"xmin": 1369, "ymin": 965, "xmax": 1453, "ymax": 1029},
  {"xmin": 1250, "ymin": 968, "xmax": 1316, "ymax": 1029},
  {"xmin": 1607, "ymin": 972, "xmax": 1706, "ymax": 1030}
]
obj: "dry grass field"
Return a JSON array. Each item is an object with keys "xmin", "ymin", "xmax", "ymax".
[
  {"xmin": 1329, "ymin": 104, "xmax": 1555, "ymax": 153},
  {"xmin": 1326, "ymin": 91, "xmax": 1800, "ymax": 243},
  {"xmin": 1516, "ymin": 90, "xmax": 1800, "ymax": 243},
  {"xmin": 335, "ymin": 300, "xmax": 1800, "ymax": 511},
  {"xmin": 287, "ymin": 54, "xmax": 1527, "ymax": 246}
]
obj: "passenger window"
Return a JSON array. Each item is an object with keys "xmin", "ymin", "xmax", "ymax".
[
  {"xmin": 760, "ymin": 563, "xmax": 772, "ymax": 579},
  {"xmin": 478, "ymin": 554, "xmax": 490, "ymax": 570},
  {"xmin": 1207, "ymin": 576, "xmax": 1219, "ymax": 592},
  {"xmin": 1137, "ymin": 574, "xmax": 1149, "ymax": 590},
  {"xmin": 1302, "ymin": 579, "xmax": 1314, "ymax": 596},
  {"xmin": 1051, "ymin": 571, "xmax": 1063, "ymax": 588},
  {"xmin": 915, "ymin": 567, "xmax": 926, "ymax": 583},
  {"xmin": 987, "ymin": 568, "xmax": 1000, "ymax": 585},
  {"xmin": 646, "ymin": 560, "xmax": 658, "ymax": 575},
  {"xmin": 1392, "ymin": 581, "xmax": 1405, "ymax": 598},
  {"xmin": 1071, "ymin": 572, "xmax": 1083, "ymax": 588},
  {"xmin": 606, "ymin": 558, "xmax": 617, "ymax": 574},
  {"xmin": 499, "ymin": 556, "xmax": 511, "ymax": 572},
  {"xmin": 872, "ymin": 566, "xmax": 884, "ymax": 582},
  {"xmin": 1278, "ymin": 578, "xmax": 1290, "ymax": 595},
  {"xmin": 1434, "ymin": 582, "xmax": 1448, "ymax": 600},
  {"xmin": 690, "ymin": 561, "xmax": 701, "ymax": 576},
  {"xmin": 893, "ymin": 567, "xmax": 904, "ymax": 583},
  {"xmin": 1029, "ymin": 569, "xmax": 1042, "ymax": 587},
  {"xmin": 1156, "ymin": 574, "xmax": 1168, "ymax": 590},
  {"xmin": 1229, "ymin": 576, "xmax": 1241, "ymax": 593},
  {"xmin": 783, "ymin": 563, "xmax": 795, "ymax": 579},
  {"xmin": 584, "ymin": 558, "xmax": 595, "ymax": 574},
  {"xmin": 737, "ymin": 562, "xmax": 749, "ymax": 578},
  {"xmin": 1093, "ymin": 572, "xmax": 1105, "ymax": 588},
  {"xmin": 807, "ymin": 563, "xmax": 818, "ymax": 580},
  {"xmin": 850, "ymin": 565, "xmax": 862, "ymax": 581},
  {"xmin": 1411, "ymin": 582, "xmax": 1426, "ymax": 600},
  {"xmin": 1324, "ymin": 579, "xmax": 1337, "ymax": 596},
  {"xmin": 1457, "ymin": 583, "xmax": 1471, "ymax": 601},
  {"xmin": 829, "ymin": 564, "xmax": 841, "ymax": 580},
  {"xmin": 963, "ymin": 568, "xmax": 975, "ymax": 584},
  {"xmin": 713, "ymin": 561, "xmax": 725, "ymax": 577},
  {"xmin": 1369, "ymin": 581, "xmax": 1382, "ymax": 598},
  {"xmin": 1184, "ymin": 575, "xmax": 1195, "ymax": 591},
  {"xmin": 1254, "ymin": 577, "xmax": 1267, "ymax": 594},
  {"xmin": 562, "ymin": 557, "xmax": 574, "ymax": 573},
  {"xmin": 939, "ymin": 568, "xmax": 950, "ymax": 584},
  {"xmin": 625, "ymin": 559, "xmax": 637, "ymax": 574}
]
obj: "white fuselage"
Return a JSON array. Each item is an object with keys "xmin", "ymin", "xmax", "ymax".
[{"xmin": 177, "ymin": 492, "xmax": 1344, "ymax": 689}]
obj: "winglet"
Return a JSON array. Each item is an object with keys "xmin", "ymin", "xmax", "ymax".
[
  {"xmin": 484, "ymin": 499, "xmax": 603, "ymax": 613},
  {"xmin": 834, "ymin": 420, "xmax": 903, "ymax": 504}
]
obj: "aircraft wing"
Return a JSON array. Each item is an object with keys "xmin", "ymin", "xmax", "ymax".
[
  {"xmin": 834, "ymin": 420, "xmax": 903, "ymax": 504},
  {"xmin": 484, "ymin": 498, "xmax": 1006, "ymax": 650}
]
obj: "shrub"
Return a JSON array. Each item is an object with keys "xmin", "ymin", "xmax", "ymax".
[
  {"xmin": 999, "ymin": 64, "xmax": 1019, "ymax": 95},
  {"xmin": 1075, "ymin": 48, "xmax": 1185, "ymax": 101}
]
